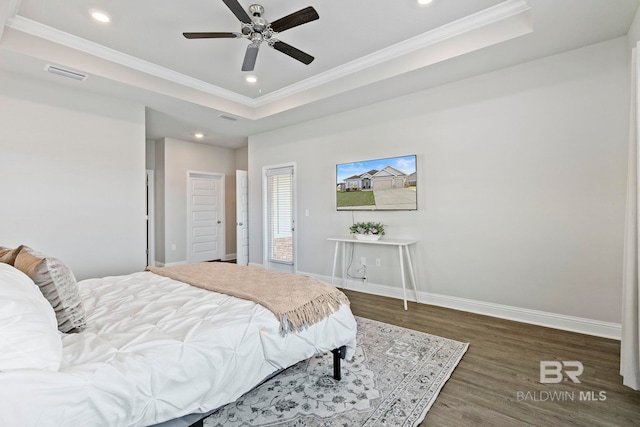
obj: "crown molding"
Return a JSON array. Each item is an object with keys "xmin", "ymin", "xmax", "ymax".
[
  {"xmin": 0, "ymin": 0, "xmax": 22, "ymax": 39},
  {"xmin": 253, "ymin": 0, "xmax": 531, "ymax": 107},
  {"xmin": 6, "ymin": 0, "xmax": 530, "ymax": 112},
  {"xmin": 6, "ymin": 15, "xmax": 255, "ymax": 106}
]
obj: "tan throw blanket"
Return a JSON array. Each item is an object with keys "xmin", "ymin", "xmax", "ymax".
[{"xmin": 146, "ymin": 263, "xmax": 350, "ymax": 335}]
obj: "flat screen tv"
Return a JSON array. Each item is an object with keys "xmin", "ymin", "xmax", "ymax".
[{"xmin": 336, "ymin": 154, "xmax": 417, "ymax": 211}]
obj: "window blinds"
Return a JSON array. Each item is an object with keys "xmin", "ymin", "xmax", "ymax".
[{"xmin": 266, "ymin": 167, "xmax": 293, "ymax": 264}]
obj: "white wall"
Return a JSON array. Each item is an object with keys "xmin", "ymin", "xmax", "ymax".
[
  {"xmin": 154, "ymin": 138, "xmax": 239, "ymax": 264},
  {"xmin": 248, "ymin": 37, "xmax": 630, "ymax": 325},
  {"xmin": 0, "ymin": 72, "xmax": 146, "ymax": 280},
  {"xmin": 235, "ymin": 146, "xmax": 249, "ymax": 171},
  {"xmin": 628, "ymin": 5, "xmax": 640, "ymax": 49}
]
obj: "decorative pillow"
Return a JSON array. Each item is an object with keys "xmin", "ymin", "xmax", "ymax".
[
  {"xmin": 0, "ymin": 245, "xmax": 23, "ymax": 265},
  {"xmin": 14, "ymin": 246, "xmax": 86, "ymax": 333},
  {"xmin": 0, "ymin": 263, "xmax": 63, "ymax": 372}
]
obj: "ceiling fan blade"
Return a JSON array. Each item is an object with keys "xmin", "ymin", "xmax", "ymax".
[
  {"xmin": 272, "ymin": 41, "xmax": 314, "ymax": 65},
  {"xmin": 222, "ymin": 0, "xmax": 252, "ymax": 24},
  {"xmin": 242, "ymin": 44, "xmax": 260, "ymax": 71},
  {"xmin": 183, "ymin": 32, "xmax": 240, "ymax": 39},
  {"xmin": 270, "ymin": 6, "xmax": 319, "ymax": 33}
]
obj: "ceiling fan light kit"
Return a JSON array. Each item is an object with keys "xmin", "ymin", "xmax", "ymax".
[{"xmin": 183, "ymin": 0, "xmax": 319, "ymax": 72}]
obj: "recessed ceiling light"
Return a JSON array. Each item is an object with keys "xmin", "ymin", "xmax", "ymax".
[
  {"xmin": 90, "ymin": 9, "xmax": 111, "ymax": 23},
  {"xmin": 245, "ymin": 75, "xmax": 258, "ymax": 84},
  {"xmin": 417, "ymin": 0, "xmax": 433, "ymax": 5},
  {"xmin": 194, "ymin": 133, "xmax": 204, "ymax": 138}
]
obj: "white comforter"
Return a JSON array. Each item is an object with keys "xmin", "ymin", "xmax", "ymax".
[{"xmin": 0, "ymin": 271, "xmax": 357, "ymax": 427}]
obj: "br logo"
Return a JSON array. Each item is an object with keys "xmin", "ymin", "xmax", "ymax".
[{"xmin": 539, "ymin": 361, "xmax": 583, "ymax": 384}]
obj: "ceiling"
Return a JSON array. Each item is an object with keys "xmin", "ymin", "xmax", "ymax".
[{"xmin": 1, "ymin": 0, "xmax": 639, "ymax": 148}]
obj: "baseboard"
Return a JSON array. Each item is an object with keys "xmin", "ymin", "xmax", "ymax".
[
  {"xmin": 299, "ymin": 271, "xmax": 621, "ymax": 340},
  {"xmin": 154, "ymin": 260, "xmax": 189, "ymax": 267},
  {"xmin": 157, "ymin": 258, "xmax": 239, "ymax": 266}
]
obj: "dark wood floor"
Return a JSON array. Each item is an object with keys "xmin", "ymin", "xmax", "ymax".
[{"xmin": 343, "ymin": 290, "xmax": 640, "ymax": 427}]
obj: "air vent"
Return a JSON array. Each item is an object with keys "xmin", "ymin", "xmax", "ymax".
[
  {"xmin": 218, "ymin": 113, "xmax": 239, "ymax": 122},
  {"xmin": 44, "ymin": 64, "xmax": 89, "ymax": 81}
]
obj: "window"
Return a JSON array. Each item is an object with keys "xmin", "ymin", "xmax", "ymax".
[{"xmin": 266, "ymin": 166, "xmax": 294, "ymax": 265}]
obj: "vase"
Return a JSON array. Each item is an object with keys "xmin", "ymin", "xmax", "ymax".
[{"xmin": 354, "ymin": 234, "xmax": 381, "ymax": 241}]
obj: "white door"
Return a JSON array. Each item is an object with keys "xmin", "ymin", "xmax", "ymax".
[
  {"xmin": 145, "ymin": 170, "xmax": 155, "ymax": 267},
  {"xmin": 263, "ymin": 164, "xmax": 296, "ymax": 273},
  {"xmin": 236, "ymin": 170, "xmax": 249, "ymax": 266},
  {"xmin": 188, "ymin": 172, "xmax": 224, "ymax": 263}
]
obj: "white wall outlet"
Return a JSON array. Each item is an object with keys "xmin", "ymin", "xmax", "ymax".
[
  {"xmin": 360, "ymin": 256, "xmax": 366, "ymax": 266},
  {"xmin": 171, "ymin": 244, "xmax": 177, "ymax": 251},
  {"xmin": 376, "ymin": 258, "xmax": 381, "ymax": 267}
]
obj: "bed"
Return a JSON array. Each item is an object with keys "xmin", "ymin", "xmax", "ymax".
[{"xmin": 0, "ymin": 246, "xmax": 357, "ymax": 427}]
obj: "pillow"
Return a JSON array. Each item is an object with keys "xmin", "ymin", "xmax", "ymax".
[
  {"xmin": 0, "ymin": 263, "xmax": 63, "ymax": 372},
  {"xmin": 0, "ymin": 245, "xmax": 23, "ymax": 265},
  {"xmin": 14, "ymin": 246, "xmax": 86, "ymax": 333}
]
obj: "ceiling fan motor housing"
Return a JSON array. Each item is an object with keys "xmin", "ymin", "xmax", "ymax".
[{"xmin": 249, "ymin": 4, "xmax": 268, "ymax": 32}]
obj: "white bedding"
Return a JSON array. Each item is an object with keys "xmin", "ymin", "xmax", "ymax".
[{"xmin": 0, "ymin": 271, "xmax": 357, "ymax": 427}]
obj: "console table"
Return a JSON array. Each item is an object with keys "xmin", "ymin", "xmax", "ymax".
[{"xmin": 327, "ymin": 236, "xmax": 418, "ymax": 310}]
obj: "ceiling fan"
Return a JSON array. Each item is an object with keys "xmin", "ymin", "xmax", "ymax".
[{"xmin": 183, "ymin": 0, "xmax": 319, "ymax": 72}]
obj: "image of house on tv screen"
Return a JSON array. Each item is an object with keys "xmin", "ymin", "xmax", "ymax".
[{"xmin": 336, "ymin": 154, "xmax": 417, "ymax": 211}]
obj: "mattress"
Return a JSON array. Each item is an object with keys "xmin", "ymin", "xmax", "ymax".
[{"xmin": 0, "ymin": 271, "xmax": 357, "ymax": 427}]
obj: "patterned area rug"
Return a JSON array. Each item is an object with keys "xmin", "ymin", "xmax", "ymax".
[{"xmin": 202, "ymin": 317, "xmax": 468, "ymax": 427}]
